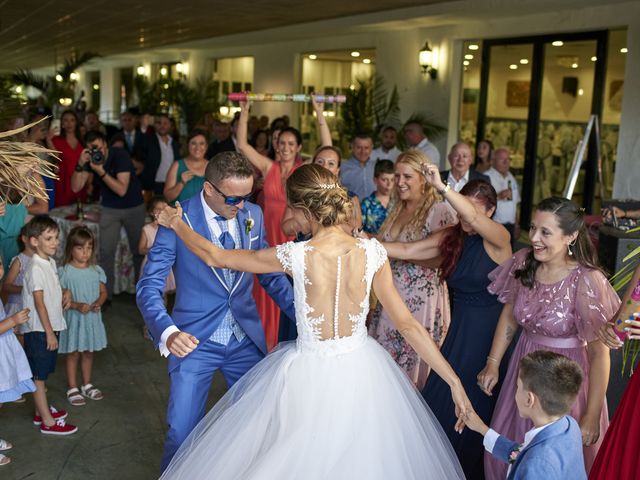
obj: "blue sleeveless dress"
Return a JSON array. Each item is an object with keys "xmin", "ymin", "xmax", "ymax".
[{"xmin": 422, "ymin": 234, "xmax": 510, "ymax": 480}]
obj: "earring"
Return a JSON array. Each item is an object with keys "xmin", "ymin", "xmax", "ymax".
[{"xmin": 567, "ymin": 244, "xmax": 573, "ymax": 256}]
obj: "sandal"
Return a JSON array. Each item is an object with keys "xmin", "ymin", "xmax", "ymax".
[
  {"xmin": 67, "ymin": 387, "xmax": 86, "ymax": 406},
  {"xmin": 80, "ymin": 383, "xmax": 103, "ymax": 401},
  {"xmin": 0, "ymin": 439, "xmax": 12, "ymax": 451},
  {"xmin": 0, "ymin": 454, "xmax": 10, "ymax": 466}
]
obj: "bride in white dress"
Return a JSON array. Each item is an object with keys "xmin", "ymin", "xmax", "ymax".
[{"xmin": 157, "ymin": 164, "xmax": 470, "ymax": 479}]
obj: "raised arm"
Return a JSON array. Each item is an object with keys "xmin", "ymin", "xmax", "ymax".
[
  {"xmin": 311, "ymin": 95, "xmax": 332, "ymax": 147},
  {"xmin": 159, "ymin": 203, "xmax": 283, "ymax": 274},
  {"xmin": 373, "ymin": 260, "xmax": 470, "ymax": 425},
  {"xmin": 423, "ymin": 163, "xmax": 511, "ymax": 260},
  {"xmin": 237, "ymin": 102, "xmax": 273, "ymax": 177},
  {"xmin": 383, "ymin": 228, "xmax": 447, "ymax": 261}
]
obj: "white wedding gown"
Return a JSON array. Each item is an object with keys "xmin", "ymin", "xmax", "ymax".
[{"xmin": 161, "ymin": 238, "xmax": 465, "ymax": 479}]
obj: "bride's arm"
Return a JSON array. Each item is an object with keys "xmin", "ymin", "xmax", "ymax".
[
  {"xmin": 382, "ymin": 228, "xmax": 448, "ymax": 260},
  {"xmin": 373, "ymin": 260, "xmax": 471, "ymax": 424},
  {"xmin": 159, "ymin": 205, "xmax": 283, "ymax": 274}
]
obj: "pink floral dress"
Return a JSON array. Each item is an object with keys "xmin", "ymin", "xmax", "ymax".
[
  {"xmin": 484, "ymin": 248, "xmax": 620, "ymax": 479},
  {"xmin": 369, "ymin": 201, "xmax": 456, "ymax": 389}
]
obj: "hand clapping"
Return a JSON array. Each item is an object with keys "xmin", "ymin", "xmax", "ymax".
[{"xmin": 158, "ymin": 202, "xmax": 183, "ymax": 229}]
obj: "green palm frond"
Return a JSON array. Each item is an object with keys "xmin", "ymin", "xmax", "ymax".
[
  {"xmin": 58, "ymin": 51, "xmax": 100, "ymax": 79},
  {"xmin": 11, "ymin": 69, "xmax": 48, "ymax": 92}
]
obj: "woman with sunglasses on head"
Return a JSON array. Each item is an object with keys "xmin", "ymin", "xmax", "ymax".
[{"xmin": 237, "ymin": 97, "xmax": 331, "ymax": 350}]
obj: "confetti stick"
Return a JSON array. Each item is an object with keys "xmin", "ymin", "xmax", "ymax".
[{"xmin": 225, "ymin": 92, "xmax": 346, "ymax": 103}]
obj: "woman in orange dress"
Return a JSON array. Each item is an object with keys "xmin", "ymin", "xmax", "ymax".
[{"xmin": 237, "ymin": 98, "xmax": 331, "ymax": 349}]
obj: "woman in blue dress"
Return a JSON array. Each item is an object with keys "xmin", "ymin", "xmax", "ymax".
[{"xmin": 383, "ymin": 167, "xmax": 512, "ymax": 479}]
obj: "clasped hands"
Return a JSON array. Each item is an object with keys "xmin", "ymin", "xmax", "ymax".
[{"xmin": 158, "ymin": 202, "xmax": 183, "ymax": 230}]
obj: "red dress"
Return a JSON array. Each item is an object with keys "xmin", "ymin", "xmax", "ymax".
[
  {"xmin": 589, "ymin": 362, "xmax": 640, "ymax": 479},
  {"xmin": 253, "ymin": 160, "xmax": 299, "ymax": 350},
  {"xmin": 52, "ymin": 136, "xmax": 87, "ymax": 207}
]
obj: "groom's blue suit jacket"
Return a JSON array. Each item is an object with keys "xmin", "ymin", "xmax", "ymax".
[{"xmin": 136, "ymin": 195, "xmax": 295, "ymax": 371}]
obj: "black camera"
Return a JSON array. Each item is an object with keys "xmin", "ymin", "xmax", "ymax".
[{"xmin": 88, "ymin": 146, "xmax": 105, "ymax": 165}]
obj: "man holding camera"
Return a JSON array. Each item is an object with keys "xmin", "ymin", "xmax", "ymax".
[{"xmin": 71, "ymin": 131, "xmax": 145, "ymax": 302}]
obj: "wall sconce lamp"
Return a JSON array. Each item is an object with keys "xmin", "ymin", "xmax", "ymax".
[{"xmin": 419, "ymin": 42, "xmax": 438, "ymax": 79}]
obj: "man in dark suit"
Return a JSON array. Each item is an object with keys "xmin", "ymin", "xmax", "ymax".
[
  {"xmin": 118, "ymin": 109, "xmax": 145, "ymax": 175},
  {"xmin": 205, "ymin": 119, "xmax": 237, "ymax": 160},
  {"xmin": 440, "ymin": 142, "xmax": 490, "ymax": 191},
  {"xmin": 138, "ymin": 113, "xmax": 181, "ymax": 196}
]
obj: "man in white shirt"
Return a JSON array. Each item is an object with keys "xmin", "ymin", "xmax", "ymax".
[
  {"xmin": 371, "ymin": 126, "xmax": 402, "ymax": 163},
  {"xmin": 403, "ymin": 121, "xmax": 440, "ymax": 166},
  {"xmin": 339, "ymin": 133, "xmax": 377, "ymax": 200},
  {"xmin": 485, "ymin": 147, "xmax": 520, "ymax": 245},
  {"xmin": 439, "ymin": 142, "xmax": 490, "ymax": 192},
  {"xmin": 139, "ymin": 113, "xmax": 181, "ymax": 195}
]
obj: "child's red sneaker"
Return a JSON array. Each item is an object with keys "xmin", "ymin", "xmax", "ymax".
[
  {"xmin": 33, "ymin": 405, "xmax": 68, "ymax": 426},
  {"xmin": 40, "ymin": 418, "xmax": 78, "ymax": 436}
]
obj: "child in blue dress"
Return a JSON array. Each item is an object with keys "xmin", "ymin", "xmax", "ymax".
[
  {"xmin": 0, "ymin": 255, "xmax": 34, "ymax": 466},
  {"xmin": 2, "ymin": 226, "xmax": 33, "ymax": 319},
  {"xmin": 57, "ymin": 226, "xmax": 108, "ymax": 407}
]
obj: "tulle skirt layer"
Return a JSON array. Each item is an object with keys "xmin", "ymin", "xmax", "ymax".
[{"xmin": 162, "ymin": 337, "xmax": 464, "ymax": 480}]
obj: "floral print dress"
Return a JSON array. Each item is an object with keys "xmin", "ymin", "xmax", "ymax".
[{"xmin": 369, "ymin": 201, "xmax": 456, "ymax": 389}]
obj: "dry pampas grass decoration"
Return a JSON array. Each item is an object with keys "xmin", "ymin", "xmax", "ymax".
[{"xmin": 0, "ymin": 117, "xmax": 59, "ymax": 203}]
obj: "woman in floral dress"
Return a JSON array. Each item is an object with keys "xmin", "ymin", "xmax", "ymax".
[{"xmin": 369, "ymin": 150, "xmax": 456, "ymax": 389}]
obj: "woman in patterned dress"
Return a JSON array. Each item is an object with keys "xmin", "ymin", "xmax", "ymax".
[{"xmin": 368, "ymin": 150, "xmax": 456, "ymax": 389}]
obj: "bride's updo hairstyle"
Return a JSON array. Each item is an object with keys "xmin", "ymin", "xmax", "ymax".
[{"xmin": 286, "ymin": 164, "xmax": 353, "ymax": 227}]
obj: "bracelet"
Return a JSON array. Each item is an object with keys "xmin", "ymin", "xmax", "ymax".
[
  {"xmin": 438, "ymin": 183, "xmax": 451, "ymax": 195},
  {"xmin": 487, "ymin": 355, "xmax": 499, "ymax": 363}
]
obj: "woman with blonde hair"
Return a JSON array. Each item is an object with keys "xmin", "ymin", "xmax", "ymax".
[
  {"xmin": 369, "ymin": 149, "xmax": 457, "ymax": 389},
  {"xmin": 157, "ymin": 163, "xmax": 469, "ymax": 479}
]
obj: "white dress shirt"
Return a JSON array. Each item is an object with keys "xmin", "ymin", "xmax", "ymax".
[
  {"xmin": 485, "ymin": 167, "xmax": 520, "ymax": 224},
  {"xmin": 413, "ymin": 138, "xmax": 441, "ymax": 166},
  {"xmin": 155, "ymin": 134, "xmax": 175, "ymax": 183},
  {"xmin": 371, "ymin": 146, "xmax": 402, "ymax": 163},
  {"xmin": 447, "ymin": 169, "xmax": 470, "ymax": 193}
]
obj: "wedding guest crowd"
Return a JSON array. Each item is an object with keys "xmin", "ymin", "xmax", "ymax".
[{"xmin": 2, "ymin": 100, "xmax": 638, "ymax": 480}]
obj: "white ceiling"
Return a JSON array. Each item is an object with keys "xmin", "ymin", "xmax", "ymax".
[{"xmin": 0, "ymin": 0, "xmax": 447, "ymax": 70}]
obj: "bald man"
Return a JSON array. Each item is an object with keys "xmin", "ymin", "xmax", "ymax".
[{"xmin": 439, "ymin": 142, "xmax": 490, "ymax": 192}]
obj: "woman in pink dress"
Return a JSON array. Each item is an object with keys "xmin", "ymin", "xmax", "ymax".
[
  {"xmin": 47, "ymin": 110, "xmax": 87, "ymax": 207},
  {"xmin": 368, "ymin": 150, "xmax": 457, "ymax": 390},
  {"xmin": 478, "ymin": 197, "xmax": 620, "ymax": 479},
  {"xmin": 237, "ymin": 99, "xmax": 331, "ymax": 350}
]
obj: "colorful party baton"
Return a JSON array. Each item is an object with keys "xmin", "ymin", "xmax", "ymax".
[{"xmin": 225, "ymin": 92, "xmax": 347, "ymax": 103}]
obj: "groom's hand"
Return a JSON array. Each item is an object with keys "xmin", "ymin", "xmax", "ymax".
[{"xmin": 167, "ymin": 331, "xmax": 199, "ymax": 358}]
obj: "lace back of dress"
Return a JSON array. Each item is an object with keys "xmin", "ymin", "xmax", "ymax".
[{"xmin": 302, "ymin": 245, "xmax": 370, "ymax": 340}]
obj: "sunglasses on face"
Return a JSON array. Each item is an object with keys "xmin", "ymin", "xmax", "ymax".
[{"xmin": 208, "ymin": 181, "xmax": 252, "ymax": 206}]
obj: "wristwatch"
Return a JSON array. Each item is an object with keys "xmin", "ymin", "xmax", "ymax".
[
  {"xmin": 74, "ymin": 163, "xmax": 84, "ymax": 173},
  {"xmin": 438, "ymin": 183, "xmax": 451, "ymax": 195}
]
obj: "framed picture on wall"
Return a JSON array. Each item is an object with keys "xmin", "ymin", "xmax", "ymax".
[{"xmin": 506, "ymin": 81, "xmax": 530, "ymax": 107}]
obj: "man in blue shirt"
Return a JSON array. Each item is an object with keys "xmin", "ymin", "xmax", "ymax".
[{"xmin": 339, "ymin": 133, "xmax": 377, "ymax": 200}]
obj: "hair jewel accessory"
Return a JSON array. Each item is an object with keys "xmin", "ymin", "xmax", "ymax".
[{"xmin": 319, "ymin": 183, "xmax": 337, "ymax": 189}]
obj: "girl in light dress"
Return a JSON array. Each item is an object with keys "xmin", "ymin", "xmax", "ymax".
[
  {"xmin": 0, "ymin": 255, "xmax": 34, "ymax": 467},
  {"xmin": 2, "ymin": 227, "xmax": 33, "ymax": 322},
  {"xmin": 58, "ymin": 226, "xmax": 108, "ymax": 407},
  {"xmin": 139, "ymin": 197, "xmax": 176, "ymax": 294},
  {"xmin": 157, "ymin": 164, "xmax": 471, "ymax": 480}
]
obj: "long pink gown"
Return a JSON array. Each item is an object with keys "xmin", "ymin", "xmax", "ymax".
[
  {"xmin": 368, "ymin": 201, "xmax": 456, "ymax": 390},
  {"xmin": 252, "ymin": 160, "xmax": 300, "ymax": 350},
  {"xmin": 484, "ymin": 248, "xmax": 620, "ymax": 479}
]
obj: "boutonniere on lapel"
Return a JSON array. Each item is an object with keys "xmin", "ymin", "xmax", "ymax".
[
  {"xmin": 244, "ymin": 217, "xmax": 255, "ymax": 235},
  {"xmin": 508, "ymin": 445, "xmax": 522, "ymax": 464}
]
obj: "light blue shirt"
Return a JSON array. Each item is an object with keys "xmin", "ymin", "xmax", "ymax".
[{"xmin": 339, "ymin": 157, "xmax": 377, "ymax": 200}]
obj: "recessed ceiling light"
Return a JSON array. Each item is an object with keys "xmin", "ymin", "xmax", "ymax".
[
  {"xmin": 571, "ymin": 63, "xmax": 578, "ymax": 69},
  {"xmin": 519, "ymin": 58, "xmax": 529, "ymax": 65},
  {"xmin": 578, "ymin": 88, "xmax": 584, "ymax": 96},
  {"xmin": 351, "ymin": 51, "xmax": 360, "ymax": 57},
  {"xmin": 463, "ymin": 60, "xmax": 470, "ymax": 66},
  {"xmin": 308, "ymin": 54, "xmax": 317, "ymax": 60},
  {"xmin": 464, "ymin": 54, "xmax": 474, "ymax": 60},
  {"xmin": 137, "ymin": 65, "xmax": 146, "ymax": 75},
  {"xmin": 552, "ymin": 40, "xmax": 564, "ymax": 47},
  {"xmin": 160, "ymin": 66, "xmax": 168, "ymax": 76},
  {"xmin": 468, "ymin": 44, "xmax": 479, "ymax": 50},
  {"xmin": 591, "ymin": 56, "xmax": 597, "ymax": 61},
  {"xmin": 363, "ymin": 58, "xmax": 371, "ymax": 64},
  {"xmin": 509, "ymin": 64, "xmax": 518, "ymax": 70},
  {"xmin": 620, "ymin": 47, "xmax": 628, "ymax": 53}
]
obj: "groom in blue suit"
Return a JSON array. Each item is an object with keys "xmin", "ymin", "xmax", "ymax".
[{"xmin": 137, "ymin": 151, "xmax": 294, "ymax": 472}]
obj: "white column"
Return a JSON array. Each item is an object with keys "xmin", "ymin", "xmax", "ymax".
[{"xmin": 99, "ymin": 66, "xmax": 120, "ymax": 124}]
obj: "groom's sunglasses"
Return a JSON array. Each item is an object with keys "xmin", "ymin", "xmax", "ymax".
[{"xmin": 208, "ymin": 181, "xmax": 253, "ymax": 206}]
